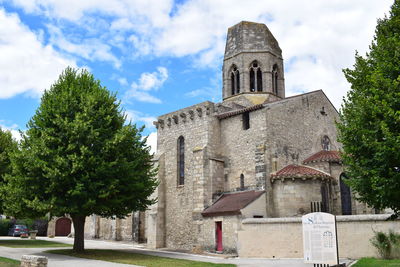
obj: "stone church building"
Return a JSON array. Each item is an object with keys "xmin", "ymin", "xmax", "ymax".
[
  {"xmin": 144, "ymin": 21, "xmax": 374, "ymax": 253},
  {"xmin": 49, "ymin": 21, "xmax": 374, "ymax": 253}
]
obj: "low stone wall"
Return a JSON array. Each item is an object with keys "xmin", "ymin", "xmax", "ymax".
[
  {"xmin": 237, "ymin": 214, "xmax": 400, "ymax": 259},
  {"xmin": 21, "ymin": 255, "xmax": 48, "ymax": 267}
]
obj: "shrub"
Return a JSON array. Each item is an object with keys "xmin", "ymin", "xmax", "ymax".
[
  {"xmin": 371, "ymin": 230, "xmax": 400, "ymax": 259},
  {"xmin": 389, "ymin": 230, "xmax": 400, "ymax": 258},
  {"xmin": 0, "ymin": 219, "xmax": 12, "ymax": 236}
]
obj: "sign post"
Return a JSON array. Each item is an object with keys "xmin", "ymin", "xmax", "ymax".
[{"xmin": 302, "ymin": 212, "xmax": 339, "ymax": 266}]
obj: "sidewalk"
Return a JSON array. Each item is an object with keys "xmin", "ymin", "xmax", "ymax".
[{"xmin": 0, "ymin": 236, "xmax": 353, "ymax": 267}]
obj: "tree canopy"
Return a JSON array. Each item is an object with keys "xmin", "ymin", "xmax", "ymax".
[
  {"xmin": 0, "ymin": 127, "xmax": 17, "ymax": 214},
  {"xmin": 338, "ymin": 0, "xmax": 400, "ymax": 215},
  {"xmin": 2, "ymin": 67, "xmax": 158, "ymax": 251}
]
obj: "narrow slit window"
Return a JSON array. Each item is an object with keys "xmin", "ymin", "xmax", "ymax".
[
  {"xmin": 272, "ymin": 64, "xmax": 278, "ymax": 95},
  {"xmin": 236, "ymin": 70, "xmax": 240, "ymax": 93},
  {"xmin": 240, "ymin": 174, "xmax": 245, "ymax": 190},
  {"xmin": 230, "ymin": 65, "xmax": 240, "ymax": 96},
  {"xmin": 177, "ymin": 136, "xmax": 185, "ymax": 185},
  {"xmin": 242, "ymin": 112, "xmax": 250, "ymax": 130},
  {"xmin": 231, "ymin": 73, "xmax": 235, "ymax": 96},
  {"xmin": 257, "ymin": 68, "xmax": 262, "ymax": 92},
  {"xmin": 250, "ymin": 61, "xmax": 262, "ymax": 92},
  {"xmin": 250, "ymin": 69, "xmax": 255, "ymax": 92}
]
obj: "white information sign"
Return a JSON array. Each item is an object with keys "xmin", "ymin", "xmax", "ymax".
[{"xmin": 302, "ymin": 212, "xmax": 338, "ymax": 265}]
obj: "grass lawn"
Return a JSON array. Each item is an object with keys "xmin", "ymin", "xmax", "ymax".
[
  {"xmin": 352, "ymin": 257, "xmax": 400, "ymax": 267},
  {"xmin": 48, "ymin": 249, "xmax": 236, "ymax": 267},
  {"xmin": 0, "ymin": 239, "xmax": 71, "ymax": 248},
  {"xmin": 0, "ymin": 256, "xmax": 20, "ymax": 267}
]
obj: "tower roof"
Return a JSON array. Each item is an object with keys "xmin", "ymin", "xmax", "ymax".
[{"xmin": 224, "ymin": 21, "xmax": 281, "ymax": 59}]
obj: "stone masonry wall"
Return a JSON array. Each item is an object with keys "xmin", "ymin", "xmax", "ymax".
[
  {"xmin": 223, "ymin": 21, "xmax": 285, "ymax": 99},
  {"xmin": 83, "ymin": 214, "xmax": 133, "ymax": 241},
  {"xmin": 223, "ymin": 53, "xmax": 285, "ymax": 99},
  {"xmin": 146, "ymin": 153, "xmax": 166, "ymax": 248},
  {"xmin": 272, "ymin": 179, "xmax": 327, "ymax": 217},
  {"xmin": 264, "ymin": 90, "xmax": 341, "ymax": 216},
  {"xmin": 220, "ymin": 107, "xmax": 268, "ymax": 192},
  {"xmin": 238, "ymin": 215, "xmax": 400, "ymax": 259},
  {"xmin": 154, "ymin": 101, "xmax": 222, "ymax": 250}
]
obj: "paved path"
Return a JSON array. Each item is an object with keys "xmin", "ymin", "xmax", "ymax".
[{"xmin": 0, "ymin": 236, "xmax": 353, "ymax": 267}]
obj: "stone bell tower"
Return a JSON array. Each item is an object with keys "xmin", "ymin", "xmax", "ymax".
[{"xmin": 222, "ymin": 21, "xmax": 285, "ymax": 102}]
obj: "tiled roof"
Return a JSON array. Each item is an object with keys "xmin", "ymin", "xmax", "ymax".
[
  {"xmin": 270, "ymin": 164, "xmax": 332, "ymax": 181},
  {"xmin": 302, "ymin": 150, "xmax": 341, "ymax": 165},
  {"xmin": 202, "ymin": 190, "xmax": 264, "ymax": 217},
  {"xmin": 216, "ymin": 104, "xmax": 264, "ymax": 119}
]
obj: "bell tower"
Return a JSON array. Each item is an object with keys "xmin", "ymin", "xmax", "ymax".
[{"xmin": 222, "ymin": 21, "xmax": 285, "ymax": 102}]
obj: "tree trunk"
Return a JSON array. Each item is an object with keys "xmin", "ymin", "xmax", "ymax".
[{"xmin": 71, "ymin": 215, "xmax": 86, "ymax": 252}]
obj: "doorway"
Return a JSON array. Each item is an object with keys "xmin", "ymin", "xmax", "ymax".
[{"xmin": 215, "ymin": 221, "xmax": 223, "ymax": 252}]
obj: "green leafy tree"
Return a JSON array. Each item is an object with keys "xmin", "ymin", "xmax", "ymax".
[
  {"xmin": 0, "ymin": 127, "xmax": 17, "ymax": 213},
  {"xmin": 338, "ymin": 0, "xmax": 400, "ymax": 216},
  {"xmin": 2, "ymin": 67, "xmax": 157, "ymax": 251}
]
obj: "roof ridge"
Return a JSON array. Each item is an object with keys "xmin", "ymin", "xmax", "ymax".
[
  {"xmin": 302, "ymin": 150, "xmax": 342, "ymax": 165},
  {"xmin": 271, "ymin": 164, "xmax": 332, "ymax": 181}
]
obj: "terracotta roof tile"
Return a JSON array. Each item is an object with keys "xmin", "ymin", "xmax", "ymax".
[
  {"xmin": 302, "ymin": 150, "xmax": 341, "ymax": 165},
  {"xmin": 271, "ymin": 164, "xmax": 332, "ymax": 181},
  {"xmin": 202, "ymin": 190, "xmax": 264, "ymax": 217}
]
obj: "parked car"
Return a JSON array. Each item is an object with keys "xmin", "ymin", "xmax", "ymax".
[{"xmin": 8, "ymin": 224, "xmax": 28, "ymax": 237}]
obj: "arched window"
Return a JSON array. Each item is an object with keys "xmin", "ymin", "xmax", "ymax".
[
  {"xmin": 177, "ymin": 136, "xmax": 185, "ymax": 185},
  {"xmin": 240, "ymin": 174, "xmax": 245, "ymax": 190},
  {"xmin": 249, "ymin": 61, "xmax": 262, "ymax": 92},
  {"xmin": 340, "ymin": 173, "xmax": 352, "ymax": 215},
  {"xmin": 230, "ymin": 65, "xmax": 240, "ymax": 95},
  {"xmin": 322, "ymin": 135, "xmax": 330, "ymax": 151},
  {"xmin": 272, "ymin": 64, "xmax": 278, "ymax": 94}
]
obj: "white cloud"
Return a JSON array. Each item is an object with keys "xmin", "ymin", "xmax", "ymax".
[
  {"xmin": 146, "ymin": 131, "xmax": 157, "ymax": 155},
  {"xmin": 46, "ymin": 24, "xmax": 121, "ymax": 69},
  {"xmin": 0, "ymin": 9, "xmax": 76, "ymax": 99},
  {"xmin": 124, "ymin": 90, "xmax": 162, "ymax": 104},
  {"xmin": 125, "ymin": 110, "xmax": 157, "ymax": 130},
  {"xmin": 124, "ymin": 67, "xmax": 168, "ymax": 103},
  {"xmin": 117, "ymin": 78, "xmax": 128, "ymax": 86},
  {"xmin": 131, "ymin": 67, "xmax": 168, "ymax": 91},
  {"xmin": 0, "ymin": 121, "xmax": 23, "ymax": 141},
  {"xmin": 10, "ymin": 0, "xmax": 173, "ymax": 25},
  {"xmin": 125, "ymin": 109, "xmax": 157, "ymax": 154},
  {"xmin": 6, "ymin": 0, "xmax": 394, "ymax": 108}
]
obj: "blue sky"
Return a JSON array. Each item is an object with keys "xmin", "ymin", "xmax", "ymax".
[{"xmin": 0, "ymin": 0, "xmax": 394, "ymax": 151}]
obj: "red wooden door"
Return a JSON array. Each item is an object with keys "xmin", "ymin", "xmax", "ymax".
[
  {"xmin": 55, "ymin": 217, "xmax": 72, "ymax": 236},
  {"xmin": 215, "ymin": 221, "xmax": 223, "ymax": 252}
]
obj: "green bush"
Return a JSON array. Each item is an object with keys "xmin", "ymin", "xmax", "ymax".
[
  {"xmin": 0, "ymin": 219, "xmax": 12, "ymax": 236},
  {"xmin": 389, "ymin": 230, "xmax": 400, "ymax": 258},
  {"xmin": 371, "ymin": 230, "xmax": 400, "ymax": 259}
]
